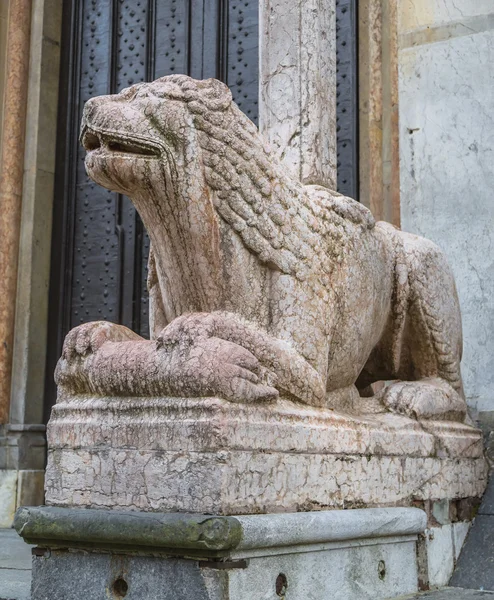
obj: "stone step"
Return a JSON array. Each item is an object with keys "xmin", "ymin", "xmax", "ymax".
[
  {"xmin": 0, "ymin": 569, "xmax": 31, "ymax": 600},
  {"xmin": 4, "ymin": 510, "xmax": 494, "ymax": 600}
]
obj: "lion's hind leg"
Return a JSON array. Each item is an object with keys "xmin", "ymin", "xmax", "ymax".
[{"xmin": 380, "ymin": 232, "xmax": 467, "ymax": 422}]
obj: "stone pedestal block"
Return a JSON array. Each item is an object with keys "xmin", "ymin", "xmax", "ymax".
[
  {"xmin": 45, "ymin": 396, "xmax": 487, "ymax": 514},
  {"xmin": 16, "ymin": 505, "xmax": 426, "ymax": 600}
]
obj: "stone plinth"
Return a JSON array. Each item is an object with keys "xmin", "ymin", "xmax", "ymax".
[
  {"xmin": 45, "ymin": 396, "xmax": 487, "ymax": 515},
  {"xmin": 16, "ymin": 505, "xmax": 426, "ymax": 600}
]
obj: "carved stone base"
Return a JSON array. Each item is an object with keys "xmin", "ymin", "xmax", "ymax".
[
  {"xmin": 45, "ymin": 397, "xmax": 487, "ymax": 514},
  {"xmin": 16, "ymin": 506, "xmax": 426, "ymax": 600}
]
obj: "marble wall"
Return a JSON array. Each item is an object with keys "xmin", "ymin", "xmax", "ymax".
[{"xmin": 398, "ymin": 1, "xmax": 494, "ymax": 415}]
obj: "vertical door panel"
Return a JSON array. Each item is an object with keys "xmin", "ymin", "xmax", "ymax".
[
  {"xmin": 227, "ymin": 0, "xmax": 258, "ymax": 124},
  {"xmin": 336, "ymin": 0, "xmax": 359, "ymax": 199}
]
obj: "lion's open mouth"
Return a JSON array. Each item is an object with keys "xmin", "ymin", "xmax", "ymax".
[{"xmin": 81, "ymin": 127, "xmax": 161, "ymax": 158}]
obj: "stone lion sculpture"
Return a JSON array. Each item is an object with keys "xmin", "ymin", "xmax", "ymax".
[{"xmin": 56, "ymin": 75, "xmax": 467, "ymax": 422}]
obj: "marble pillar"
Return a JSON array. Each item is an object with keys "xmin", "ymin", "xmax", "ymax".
[
  {"xmin": 259, "ymin": 0, "xmax": 337, "ymax": 189},
  {"xmin": 0, "ymin": 0, "xmax": 32, "ymax": 424}
]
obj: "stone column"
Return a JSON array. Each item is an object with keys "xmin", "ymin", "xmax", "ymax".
[
  {"xmin": 0, "ymin": 0, "xmax": 32, "ymax": 424},
  {"xmin": 259, "ymin": 0, "xmax": 337, "ymax": 189}
]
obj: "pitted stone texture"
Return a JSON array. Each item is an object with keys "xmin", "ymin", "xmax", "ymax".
[
  {"xmin": 45, "ymin": 397, "xmax": 487, "ymax": 514},
  {"xmin": 31, "ymin": 552, "xmax": 214, "ymax": 600},
  {"xmin": 30, "ymin": 544, "xmax": 420, "ymax": 600},
  {"xmin": 53, "ymin": 74, "xmax": 472, "ymax": 425},
  {"xmin": 227, "ymin": 539, "xmax": 419, "ymax": 600}
]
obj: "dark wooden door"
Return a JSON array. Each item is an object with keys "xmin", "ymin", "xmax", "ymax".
[
  {"xmin": 45, "ymin": 0, "xmax": 259, "ymax": 418},
  {"xmin": 336, "ymin": 0, "xmax": 359, "ymax": 199},
  {"xmin": 45, "ymin": 0, "xmax": 358, "ymax": 419}
]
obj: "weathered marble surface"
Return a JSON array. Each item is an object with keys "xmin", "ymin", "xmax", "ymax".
[
  {"xmin": 45, "ymin": 396, "xmax": 487, "ymax": 514},
  {"xmin": 54, "ymin": 75, "xmax": 472, "ymax": 425},
  {"xmin": 45, "ymin": 75, "xmax": 487, "ymax": 519}
]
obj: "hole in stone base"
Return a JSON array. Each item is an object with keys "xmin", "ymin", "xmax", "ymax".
[
  {"xmin": 276, "ymin": 573, "xmax": 288, "ymax": 596},
  {"xmin": 378, "ymin": 560, "xmax": 386, "ymax": 580},
  {"xmin": 113, "ymin": 577, "xmax": 129, "ymax": 597}
]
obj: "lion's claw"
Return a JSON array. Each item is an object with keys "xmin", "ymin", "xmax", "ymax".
[
  {"xmin": 61, "ymin": 321, "xmax": 141, "ymax": 361},
  {"xmin": 185, "ymin": 336, "xmax": 279, "ymax": 403}
]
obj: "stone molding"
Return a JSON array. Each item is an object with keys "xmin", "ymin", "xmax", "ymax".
[
  {"xmin": 15, "ymin": 505, "xmax": 426, "ymax": 558},
  {"xmin": 20, "ymin": 506, "xmax": 425, "ymax": 600},
  {"xmin": 15, "ymin": 506, "xmax": 242, "ymax": 557},
  {"xmin": 0, "ymin": 423, "xmax": 46, "ymax": 470}
]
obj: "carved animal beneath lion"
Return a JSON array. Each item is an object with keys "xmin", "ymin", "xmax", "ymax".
[{"xmin": 56, "ymin": 75, "xmax": 467, "ymax": 422}]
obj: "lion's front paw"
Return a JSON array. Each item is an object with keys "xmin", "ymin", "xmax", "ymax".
[
  {"xmin": 56, "ymin": 321, "xmax": 143, "ymax": 391},
  {"xmin": 61, "ymin": 321, "xmax": 141, "ymax": 361},
  {"xmin": 157, "ymin": 311, "xmax": 324, "ymax": 405},
  {"xmin": 156, "ymin": 312, "xmax": 232, "ymax": 348},
  {"xmin": 172, "ymin": 336, "xmax": 279, "ymax": 403},
  {"xmin": 378, "ymin": 378, "xmax": 467, "ymax": 422}
]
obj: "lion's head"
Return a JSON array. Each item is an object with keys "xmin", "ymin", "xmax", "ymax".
[
  {"xmin": 81, "ymin": 75, "xmax": 372, "ymax": 317},
  {"xmin": 81, "ymin": 75, "xmax": 263, "ymax": 314},
  {"xmin": 81, "ymin": 76, "xmax": 246, "ymax": 195}
]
